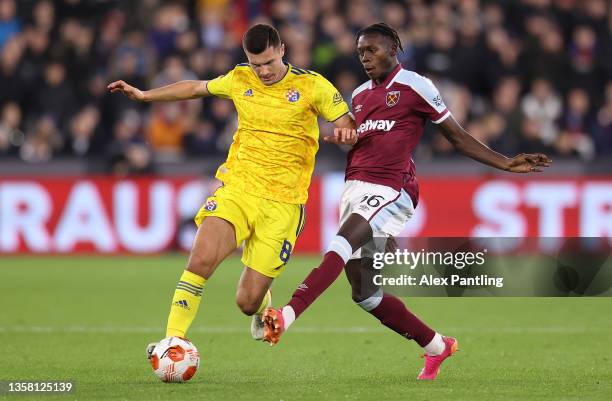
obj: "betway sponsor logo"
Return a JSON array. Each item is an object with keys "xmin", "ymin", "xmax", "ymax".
[{"xmin": 356, "ymin": 119, "xmax": 396, "ymax": 134}]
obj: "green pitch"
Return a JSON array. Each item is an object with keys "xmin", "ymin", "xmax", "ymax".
[{"xmin": 0, "ymin": 256, "xmax": 610, "ymax": 401}]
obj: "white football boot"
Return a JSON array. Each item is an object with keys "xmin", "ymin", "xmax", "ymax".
[
  {"xmin": 146, "ymin": 342, "xmax": 158, "ymax": 360},
  {"xmin": 251, "ymin": 290, "xmax": 272, "ymax": 340}
]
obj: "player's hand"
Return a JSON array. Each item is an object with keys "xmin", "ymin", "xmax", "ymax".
[
  {"xmin": 107, "ymin": 80, "xmax": 146, "ymax": 102},
  {"xmin": 504, "ymin": 153, "xmax": 552, "ymax": 173},
  {"xmin": 323, "ymin": 127, "xmax": 358, "ymax": 145}
]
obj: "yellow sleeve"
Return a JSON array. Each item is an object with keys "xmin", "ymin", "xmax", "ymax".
[
  {"xmin": 206, "ymin": 68, "xmax": 235, "ymax": 99},
  {"xmin": 313, "ymin": 74, "xmax": 349, "ymax": 122}
]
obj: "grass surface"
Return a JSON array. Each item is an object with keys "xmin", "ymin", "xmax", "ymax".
[{"xmin": 0, "ymin": 255, "xmax": 610, "ymax": 401}]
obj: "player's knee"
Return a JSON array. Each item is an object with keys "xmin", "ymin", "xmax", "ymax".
[
  {"xmin": 235, "ymin": 294, "xmax": 260, "ymax": 316},
  {"xmin": 186, "ymin": 252, "xmax": 217, "ymax": 276},
  {"xmin": 351, "ymin": 291, "xmax": 366, "ymax": 304},
  {"xmin": 347, "ymin": 276, "xmax": 367, "ymax": 303},
  {"xmin": 354, "ymin": 288, "xmax": 383, "ymax": 312}
]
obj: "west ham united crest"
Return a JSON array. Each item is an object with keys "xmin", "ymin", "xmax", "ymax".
[
  {"xmin": 386, "ymin": 91, "xmax": 400, "ymax": 107},
  {"xmin": 286, "ymin": 88, "xmax": 300, "ymax": 102}
]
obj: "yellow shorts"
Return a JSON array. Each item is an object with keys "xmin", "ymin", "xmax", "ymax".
[{"xmin": 194, "ymin": 185, "xmax": 306, "ymax": 278}]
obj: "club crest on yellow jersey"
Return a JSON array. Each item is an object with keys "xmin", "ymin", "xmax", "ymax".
[
  {"xmin": 204, "ymin": 199, "xmax": 217, "ymax": 211},
  {"xmin": 286, "ymin": 88, "xmax": 300, "ymax": 102}
]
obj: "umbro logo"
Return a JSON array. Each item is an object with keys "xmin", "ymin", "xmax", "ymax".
[
  {"xmin": 173, "ymin": 300, "xmax": 190, "ymax": 310},
  {"xmin": 354, "ymin": 104, "xmax": 363, "ymax": 113},
  {"xmin": 244, "ymin": 88, "xmax": 253, "ymax": 96},
  {"xmin": 297, "ymin": 283, "xmax": 309, "ymax": 291}
]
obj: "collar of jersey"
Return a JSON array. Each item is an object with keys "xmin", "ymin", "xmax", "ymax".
[{"xmin": 372, "ymin": 63, "xmax": 402, "ymax": 89}]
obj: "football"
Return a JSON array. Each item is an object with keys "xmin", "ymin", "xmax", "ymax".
[{"xmin": 149, "ymin": 337, "xmax": 200, "ymax": 383}]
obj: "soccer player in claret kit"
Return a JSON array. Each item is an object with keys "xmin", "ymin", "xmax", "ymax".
[
  {"xmin": 263, "ymin": 23, "xmax": 552, "ymax": 380},
  {"xmin": 108, "ymin": 24, "xmax": 357, "ymax": 356}
]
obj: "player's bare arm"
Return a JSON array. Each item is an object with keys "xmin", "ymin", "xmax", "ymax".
[
  {"xmin": 323, "ymin": 113, "xmax": 358, "ymax": 145},
  {"xmin": 438, "ymin": 115, "xmax": 552, "ymax": 173},
  {"xmin": 107, "ymin": 80, "xmax": 210, "ymax": 102}
]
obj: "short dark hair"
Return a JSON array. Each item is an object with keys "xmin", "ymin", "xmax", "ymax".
[
  {"xmin": 242, "ymin": 24, "xmax": 281, "ymax": 54},
  {"xmin": 356, "ymin": 22, "xmax": 403, "ymax": 51}
]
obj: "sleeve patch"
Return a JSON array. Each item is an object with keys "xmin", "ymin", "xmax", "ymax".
[{"xmin": 332, "ymin": 92, "xmax": 344, "ymax": 106}]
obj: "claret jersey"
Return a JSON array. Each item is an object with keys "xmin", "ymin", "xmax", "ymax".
[{"xmin": 347, "ymin": 64, "xmax": 450, "ymax": 206}]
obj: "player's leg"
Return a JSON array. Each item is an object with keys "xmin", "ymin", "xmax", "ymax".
[
  {"xmin": 241, "ymin": 199, "xmax": 304, "ymax": 339},
  {"xmin": 280, "ymin": 214, "xmax": 372, "ymax": 326},
  {"xmin": 263, "ymin": 213, "xmax": 373, "ymax": 344},
  {"xmin": 235, "ymin": 267, "xmax": 273, "ymax": 316},
  {"xmin": 345, "ymin": 257, "xmax": 443, "ymax": 350},
  {"xmin": 264, "ymin": 182, "xmax": 397, "ymax": 340},
  {"xmin": 165, "ymin": 186, "xmax": 250, "ymax": 340},
  {"xmin": 344, "ymin": 258, "xmax": 378, "ymax": 305},
  {"xmin": 166, "ymin": 216, "xmax": 238, "ymax": 338},
  {"xmin": 345, "ymin": 257, "xmax": 457, "ymax": 380},
  {"xmin": 235, "ymin": 266, "xmax": 273, "ymax": 339}
]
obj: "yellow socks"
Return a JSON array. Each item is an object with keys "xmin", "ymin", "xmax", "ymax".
[
  {"xmin": 256, "ymin": 289, "xmax": 272, "ymax": 315},
  {"xmin": 166, "ymin": 270, "xmax": 206, "ymax": 338}
]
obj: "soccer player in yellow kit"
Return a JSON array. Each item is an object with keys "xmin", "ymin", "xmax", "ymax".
[{"xmin": 108, "ymin": 24, "xmax": 356, "ymax": 350}]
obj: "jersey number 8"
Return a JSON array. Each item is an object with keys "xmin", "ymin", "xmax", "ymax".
[{"xmin": 279, "ymin": 240, "xmax": 292, "ymax": 263}]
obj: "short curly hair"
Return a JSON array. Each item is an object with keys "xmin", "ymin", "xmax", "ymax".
[{"xmin": 356, "ymin": 22, "xmax": 403, "ymax": 52}]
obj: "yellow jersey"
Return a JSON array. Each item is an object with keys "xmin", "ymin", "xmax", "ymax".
[{"xmin": 207, "ymin": 63, "xmax": 349, "ymax": 204}]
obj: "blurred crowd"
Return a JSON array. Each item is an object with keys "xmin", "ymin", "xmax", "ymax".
[{"xmin": 0, "ymin": 0, "xmax": 610, "ymax": 174}]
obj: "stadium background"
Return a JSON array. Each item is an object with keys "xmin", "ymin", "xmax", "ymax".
[
  {"xmin": 0, "ymin": 0, "xmax": 611, "ymax": 254},
  {"xmin": 0, "ymin": 2, "xmax": 611, "ymax": 401}
]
